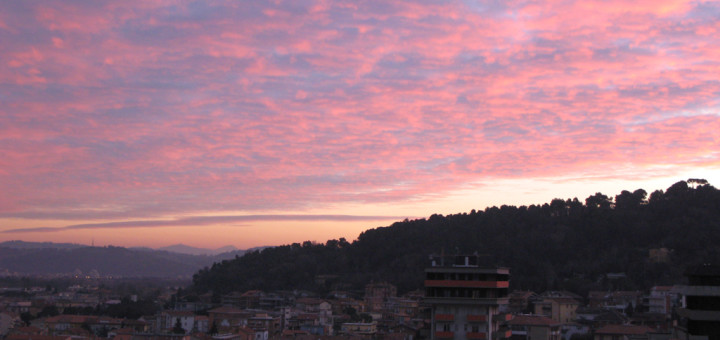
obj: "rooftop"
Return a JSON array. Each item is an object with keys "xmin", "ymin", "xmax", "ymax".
[{"xmin": 509, "ymin": 315, "xmax": 559, "ymax": 326}]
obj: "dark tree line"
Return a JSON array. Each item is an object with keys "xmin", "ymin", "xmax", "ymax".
[{"xmin": 191, "ymin": 180, "xmax": 720, "ymax": 297}]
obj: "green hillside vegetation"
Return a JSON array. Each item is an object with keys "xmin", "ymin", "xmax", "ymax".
[{"xmin": 191, "ymin": 179, "xmax": 720, "ymax": 296}]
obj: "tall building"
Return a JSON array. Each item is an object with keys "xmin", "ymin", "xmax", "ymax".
[
  {"xmin": 424, "ymin": 254, "xmax": 512, "ymax": 340},
  {"xmin": 675, "ymin": 264, "xmax": 720, "ymax": 340}
]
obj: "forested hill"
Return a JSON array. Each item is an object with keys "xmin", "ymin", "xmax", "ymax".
[{"xmin": 191, "ymin": 180, "xmax": 720, "ymax": 296}]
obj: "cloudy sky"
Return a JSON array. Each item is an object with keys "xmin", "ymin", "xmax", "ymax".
[{"xmin": 1, "ymin": 0, "xmax": 718, "ymax": 248}]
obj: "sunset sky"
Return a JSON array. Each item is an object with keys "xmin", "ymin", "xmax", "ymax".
[{"xmin": 1, "ymin": 0, "xmax": 719, "ymax": 249}]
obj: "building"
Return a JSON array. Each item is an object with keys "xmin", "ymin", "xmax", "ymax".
[
  {"xmin": 533, "ymin": 297, "xmax": 581, "ymax": 324},
  {"xmin": 365, "ymin": 282, "xmax": 397, "ymax": 313},
  {"xmin": 508, "ymin": 315, "xmax": 560, "ymax": 340},
  {"xmin": 575, "ymin": 307, "xmax": 628, "ymax": 331},
  {"xmin": 424, "ymin": 254, "xmax": 511, "ymax": 340},
  {"xmin": 532, "ymin": 292, "xmax": 582, "ymax": 324},
  {"xmin": 158, "ymin": 311, "xmax": 195, "ymax": 334},
  {"xmin": 674, "ymin": 264, "xmax": 720, "ymax": 340},
  {"xmin": 208, "ymin": 306, "xmax": 251, "ymax": 330},
  {"xmin": 645, "ymin": 286, "xmax": 673, "ymax": 315},
  {"xmin": 508, "ymin": 291, "xmax": 537, "ymax": 314},
  {"xmin": 341, "ymin": 322, "xmax": 377, "ymax": 336}
]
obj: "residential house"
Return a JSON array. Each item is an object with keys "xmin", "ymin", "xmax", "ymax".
[
  {"xmin": 294, "ymin": 299, "xmax": 332, "ymax": 330},
  {"xmin": 331, "ymin": 298, "xmax": 365, "ymax": 315},
  {"xmin": 607, "ymin": 292, "xmax": 643, "ymax": 314},
  {"xmin": 588, "ymin": 292, "xmax": 607, "ymax": 308},
  {"xmin": 644, "ymin": 287, "xmax": 673, "ymax": 316},
  {"xmin": 195, "ymin": 316, "xmax": 209, "ymax": 333},
  {"xmin": 222, "ymin": 292, "xmax": 245, "ymax": 308},
  {"xmin": 341, "ymin": 322, "xmax": 377, "ymax": 336},
  {"xmin": 159, "ymin": 311, "xmax": 195, "ymax": 334},
  {"xmin": 43, "ymin": 315, "xmax": 91, "ymax": 335},
  {"xmin": 238, "ymin": 291, "xmax": 263, "ymax": 310},
  {"xmin": 509, "ymin": 291, "xmax": 537, "ymax": 314},
  {"xmin": 533, "ymin": 297, "xmax": 581, "ymax": 324},
  {"xmin": 208, "ymin": 307, "xmax": 251, "ymax": 330},
  {"xmin": 365, "ymin": 283, "xmax": 397, "ymax": 313},
  {"xmin": 247, "ymin": 314, "xmax": 280, "ymax": 336},
  {"xmin": 508, "ymin": 315, "xmax": 561, "ymax": 340},
  {"xmin": 575, "ymin": 307, "xmax": 628, "ymax": 331}
]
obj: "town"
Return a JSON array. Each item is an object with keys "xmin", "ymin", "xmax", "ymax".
[{"xmin": 0, "ymin": 254, "xmax": 716, "ymax": 340}]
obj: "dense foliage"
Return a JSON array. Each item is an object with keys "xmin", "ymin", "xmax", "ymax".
[{"xmin": 191, "ymin": 180, "xmax": 720, "ymax": 296}]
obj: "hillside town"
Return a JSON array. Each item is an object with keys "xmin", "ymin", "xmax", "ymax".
[{"xmin": 0, "ymin": 254, "xmax": 716, "ymax": 340}]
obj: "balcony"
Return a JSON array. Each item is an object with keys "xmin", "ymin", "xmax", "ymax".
[
  {"xmin": 424, "ymin": 297, "xmax": 510, "ymax": 306},
  {"xmin": 435, "ymin": 331, "xmax": 454, "ymax": 338},
  {"xmin": 467, "ymin": 332, "xmax": 487, "ymax": 339},
  {"xmin": 435, "ymin": 314, "xmax": 454, "ymax": 321},
  {"xmin": 425, "ymin": 280, "xmax": 510, "ymax": 288},
  {"xmin": 467, "ymin": 315, "xmax": 487, "ymax": 322}
]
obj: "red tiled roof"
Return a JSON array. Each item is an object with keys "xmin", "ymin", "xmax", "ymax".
[
  {"xmin": 12, "ymin": 326, "xmax": 42, "ymax": 335},
  {"xmin": 122, "ymin": 319, "xmax": 147, "ymax": 325},
  {"xmin": 208, "ymin": 306, "xmax": 245, "ymax": 314},
  {"xmin": 6, "ymin": 335, "xmax": 70, "ymax": 340},
  {"xmin": 44, "ymin": 315, "xmax": 94, "ymax": 324}
]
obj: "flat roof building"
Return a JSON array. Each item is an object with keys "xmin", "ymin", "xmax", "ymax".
[
  {"xmin": 675, "ymin": 265, "xmax": 720, "ymax": 340},
  {"xmin": 425, "ymin": 255, "xmax": 511, "ymax": 340}
]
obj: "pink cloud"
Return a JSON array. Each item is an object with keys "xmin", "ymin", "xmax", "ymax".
[{"xmin": 0, "ymin": 0, "xmax": 718, "ymax": 225}]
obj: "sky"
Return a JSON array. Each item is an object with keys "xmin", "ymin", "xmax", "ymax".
[{"xmin": 1, "ymin": 0, "xmax": 719, "ymax": 249}]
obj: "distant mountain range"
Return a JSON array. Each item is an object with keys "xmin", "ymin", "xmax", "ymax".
[
  {"xmin": 0, "ymin": 240, "xmax": 86, "ymax": 250},
  {"xmin": 156, "ymin": 244, "xmax": 239, "ymax": 256},
  {"xmin": 0, "ymin": 240, "xmax": 263, "ymax": 278}
]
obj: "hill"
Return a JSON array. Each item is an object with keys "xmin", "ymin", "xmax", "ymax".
[
  {"xmin": 0, "ymin": 244, "xmax": 253, "ymax": 278},
  {"xmin": 157, "ymin": 244, "xmax": 239, "ymax": 256},
  {"xmin": 0, "ymin": 240, "xmax": 86, "ymax": 250},
  {"xmin": 191, "ymin": 179, "xmax": 720, "ymax": 296}
]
